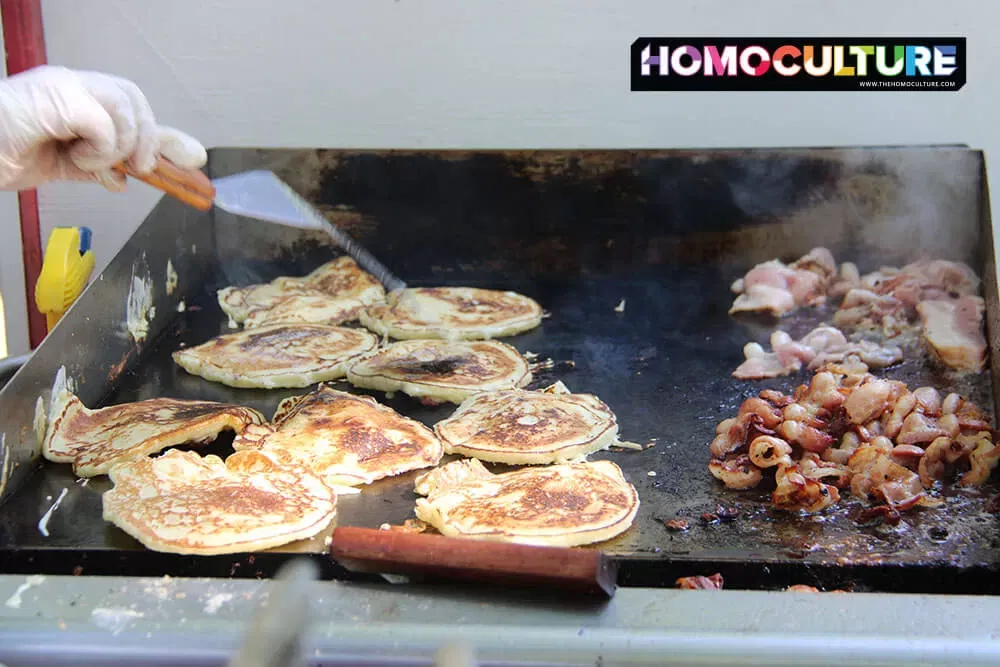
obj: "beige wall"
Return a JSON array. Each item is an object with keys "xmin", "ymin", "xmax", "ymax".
[{"xmin": 3, "ymin": 0, "xmax": 993, "ymax": 353}]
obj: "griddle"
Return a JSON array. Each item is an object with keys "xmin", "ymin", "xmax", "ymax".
[{"xmin": 1, "ymin": 146, "xmax": 998, "ymax": 594}]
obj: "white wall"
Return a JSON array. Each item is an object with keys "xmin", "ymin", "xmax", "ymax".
[{"xmin": 17, "ymin": 0, "xmax": 997, "ymax": 344}]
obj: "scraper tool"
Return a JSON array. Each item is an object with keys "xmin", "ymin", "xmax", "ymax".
[{"xmin": 113, "ymin": 157, "xmax": 407, "ymax": 293}]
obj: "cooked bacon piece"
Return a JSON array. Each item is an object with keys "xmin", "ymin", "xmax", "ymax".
[
  {"xmin": 710, "ymin": 365, "xmax": 999, "ymax": 514},
  {"xmin": 786, "ymin": 584, "xmax": 849, "ymax": 593},
  {"xmin": 676, "ymin": 573, "xmax": 724, "ymax": 590},
  {"xmin": 733, "ymin": 325, "xmax": 902, "ymax": 380},
  {"xmin": 729, "ymin": 248, "xmax": 838, "ymax": 317},
  {"xmin": 917, "ymin": 296, "xmax": 987, "ymax": 372},
  {"xmin": 708, "ymin": 456, "xmax": 763, "ymax": 490},
  {"xmin": 773, "ymin": 462, "xmax": 840, "ymax": 512},
  {"xmin": 832, "ymin": 259, "xmax": 982, "ymax": 348}
]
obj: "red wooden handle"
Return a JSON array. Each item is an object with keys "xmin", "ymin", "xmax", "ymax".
[{"xmin": 330, "ymin": 526, "xmax": 617, "ymax": 598}]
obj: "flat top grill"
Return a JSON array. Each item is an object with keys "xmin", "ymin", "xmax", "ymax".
[{"xmin": 1, "ymin": 146, "xmax": 996, "ymax": 594}]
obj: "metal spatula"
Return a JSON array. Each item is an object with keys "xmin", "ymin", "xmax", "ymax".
[{"xmin": 113, "ymin": 158, "xmax": 407, "ymax": 293}]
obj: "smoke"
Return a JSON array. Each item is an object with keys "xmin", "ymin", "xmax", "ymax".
[
  {"xmin": 719, "ymin": 147, "xmax": 984, "ymax": 270},
  {"xmin": 842, "ymin": 148, "xmax": 982, "ymax": 267}
]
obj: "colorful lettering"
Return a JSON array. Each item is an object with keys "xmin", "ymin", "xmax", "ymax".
[
  {"xmin": 773, "ymin": 45, "xmax": 801, "ymax": 76},
  {"xmin": 849, "ymin": 46, "xmax": 874, "ymax": 76},
  {"xmin": 833, "ymin": 46, "xmax": 854, "ymax": 76},
  {"xmin": 670, "ymin": 45, "xmax": 703, "ymax": 76},
  {"xmin": 934, "ymin": 45, "xmax": 957, "ymax": 76},
  {"xmin": 803, "ymin": 45, "xmax": 832, "ymax": 76},
  {"xmin": 739, "ymin": 45, "xmax": 771, "ymax": 76},
  {"xmin": 875, "ymin": 45, "xmax": 905, "ymax": 76},
  {"xmin": 704, "ymin": 45, "xmax": 738, "ymax": 76},
  {"xmin": 906, "ymin": 45, "xmax": 932, "ymax": 76}
]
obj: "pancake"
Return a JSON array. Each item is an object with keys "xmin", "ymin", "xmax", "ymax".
[
  {"xmin": 218, "ymin": 257, "xmax": 386, "ymax": 326},
  {"xmin": 433, "ymin": 388, "xmax": 619, "ymax": 464},
  {"xmin": 243, "ymin": 294, "xmax": 368, "ymax": 329},
  {"xmin": 173, "ymin": 324, "xmax": 379, "ymax": 389},
  {"xmin": 358, "ymin": 287, "xmax": 543, "ymax": 340},
  {"xmin": 413, "ymin": 458, "xmax": 639, "ymax": 547},
  {"xmin": 231, "ymin": 384, "xmax": 443, "ymax": 486},
  {"xmin": 42, "ymin": 374, "xmax": 265, "ymax": 477},
  {"xmin": 217, "ymin": 282, "xmax": 320, "ymax": 326},
  {"xmin": 346, "ymin": 339, "xmax": 532, "ymax": 405},
  {"xmin": 102, "ymin": 449, "xmax": 336, "ymax": 555}
]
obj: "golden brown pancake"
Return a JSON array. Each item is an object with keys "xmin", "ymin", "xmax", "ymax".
[
  {"xmin": 102, "ymin": 449, "xmax": 336, "ymax": 555},
  {"xmin": 217, "ymin": 282, "xmax": 320, "ymax": 326},
  {"xmin": 172, "ymin": 324, "xmax": 379, "ymax": 389},
  {"xmin": 218, "ymin": 257, "xmax": 386, "ymax": 326},
  {"xmin": 42, "ymin": 380, "xmax": 265, "ymax": 477},
  {"xmin": 346, "ymin": 339, "xmax": 532, "ymax": 405},
  {"xmin": 433, "ymin": 388, "xmax": 619, "ymax": 464},
  {"xmin": 358, "ymin": 287, "xmax": 543, "ymax": 340},
  {"xmin": 231, "ymin": 384, "xmax": 443, "ymax": 486},
  {"xmin": 413, "ymin": 458, "xmax": 639, "ymax": 547},
  {"xmin": 243, "ymin": 294, "xmax": 368, "ymax": 329}
]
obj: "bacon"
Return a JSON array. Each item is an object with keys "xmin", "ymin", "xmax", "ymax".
[
  {"xmin": 917, "ymin": 297, "xmax": 987, "ymax": 372},
  {"xmin": 733, "ymin": 325, "xmax": 901, "ymax": 380},
  {"xmin": 710, "ymin": 366, "xmax": 997, "ymax": 515},
  {"xmin": 729, "ymin": 248, "xmax": 839, "ymax": 317},
  {"xmin": 676, "ymin": 573, "xmax": 724, "ymax": 590}
]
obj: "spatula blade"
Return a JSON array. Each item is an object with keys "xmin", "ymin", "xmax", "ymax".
[
  {"xmin": 212, "ymin": 169, "xmax": 407, "ymax": 293},
  {"xmin": 212, "ymin": 170, "xmax": 318, "ymax": 228}
]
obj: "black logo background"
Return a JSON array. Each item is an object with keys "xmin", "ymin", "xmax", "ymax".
[{"xmin": 630, "ymin": 38, "xmax": 966, "ymax": 91}]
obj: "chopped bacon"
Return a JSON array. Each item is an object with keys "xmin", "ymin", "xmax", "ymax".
[
  {"xmin": 676, "ymin": 573, "xmax": 724, "ymax": 590},
  {"xmin": 710, "ymin": 366, "xmax": 999, "ymax": 514},
  {"xmin": 729, "ymin": 248, "xmax": 838, "ymax": 317},
  {"xmin": 733, "ymin": 325, "xmax": 902, "ymax": 380},
  {"xmin": 734, "ymin": 251, "xmax": 985, "ymax": 374},
  {"xmin": 831, "ymin": 259, "xmax": 985, "ymax": 371},
  {"xmin": 786, "ymin": 584, "xmax": 850, "ymax": 593}
]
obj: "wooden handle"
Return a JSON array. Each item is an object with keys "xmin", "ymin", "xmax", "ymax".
[
  {"xmin": 112, "ymin": 156, "xmax": 215, "ymax": 211},
  {"xmin": 330, "ymin": 526, "xmax": 618, "ymax": 598}
]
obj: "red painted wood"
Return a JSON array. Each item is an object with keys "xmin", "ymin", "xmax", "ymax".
[
  {"xmin": 330, "ymin": 526, "xmax": 618, "ymax": 597},
  {"xmin": 1, "ymin": 0, "xmax": 48, "ymax": 348}
]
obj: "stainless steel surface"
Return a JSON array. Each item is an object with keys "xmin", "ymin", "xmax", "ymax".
[
  {"xmin": 0, "ymin": 146, "xmax": 997, "ymax": 595},
  {"xmin": 0, "ymin": 194, "xmax": 212, "ymax": 505},
  {"xmin": 3, "ymin": 573, "xmax": 1000, "ymax": 666},
  {"xmin": 228, "ymin": 559, "xmax": 318, "ymax": 667}
]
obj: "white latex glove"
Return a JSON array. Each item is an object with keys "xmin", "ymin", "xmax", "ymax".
[{"xmin": 0, "ymin": 65, "xmax": 206, "ymax": 191}]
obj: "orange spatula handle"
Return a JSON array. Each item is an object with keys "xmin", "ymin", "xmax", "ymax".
[
  {"xmin": 330, "ymin": 526, "xmax": 618, "ymax": 597},
  {"xmin": 112, "ymin": 156, "xmax": 216, "ymax": 211}
]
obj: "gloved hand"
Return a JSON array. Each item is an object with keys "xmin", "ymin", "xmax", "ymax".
[{"xmin": 0, "ymin": 65, "xmax": 206, "ymax": 191}]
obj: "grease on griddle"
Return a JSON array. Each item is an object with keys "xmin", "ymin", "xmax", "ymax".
[
  {"xmin": 854, "ymin": 505, "xmax": 902, "ymax": 527},
  {"xmin": 986, "ymin": 492, "xmax": 1000, "ymax": 513}
]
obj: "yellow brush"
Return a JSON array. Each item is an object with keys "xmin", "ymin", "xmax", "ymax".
[{"xmin": 35, "ymin": 226, "xmax": 95, "ymax": 332}]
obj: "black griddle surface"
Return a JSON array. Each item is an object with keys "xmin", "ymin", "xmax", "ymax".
[{"xmin": 3, "ymin": 262, "xmax": 999, "ymax": 593}]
